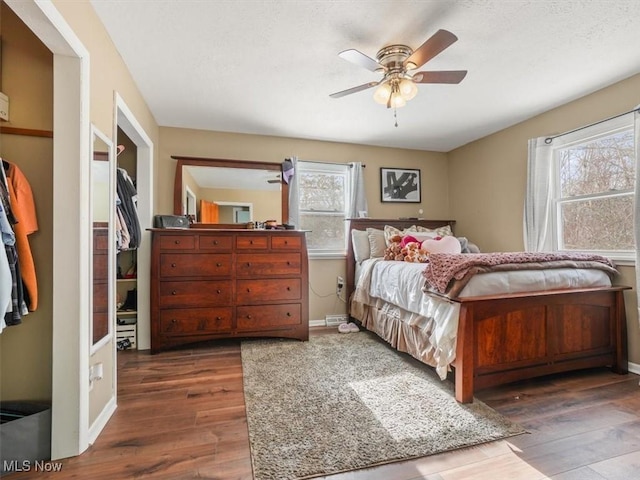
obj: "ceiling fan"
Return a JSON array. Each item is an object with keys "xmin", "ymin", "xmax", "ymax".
[{"xmin": 330, "ymin": 29, "xmax": 467, "ymax": 109}]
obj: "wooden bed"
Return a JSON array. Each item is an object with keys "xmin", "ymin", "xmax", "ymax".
[{"xmin": 346, "ymin": 218, "xmax": 629, "ymax": 403}]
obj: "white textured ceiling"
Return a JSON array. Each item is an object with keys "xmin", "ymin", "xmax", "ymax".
[{"xmin": 90, "ymin": 0, "xmax": 640, "ymax": 152}]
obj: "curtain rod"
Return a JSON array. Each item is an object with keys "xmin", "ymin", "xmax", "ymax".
[
  {"xmin": 544, "ymin": 106, "xmax": 639, "ymax": 145},
  {"xmin": 289, "ymin": 159, "xmax": 366, "ymax": 168}
]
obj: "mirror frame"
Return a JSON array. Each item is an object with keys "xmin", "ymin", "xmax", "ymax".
[
  {"xmin": 90, "ymin": 125, "xmax": 115, "ymax": 353},
  {"xmin": 172, "ymin": 156, "xmax": 289, "ymax": 227}
]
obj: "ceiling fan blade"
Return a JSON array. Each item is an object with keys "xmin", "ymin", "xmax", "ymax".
[
  {"xmin": 329, "ymin": 81, "xmax": 379, "ymax": 99},
  {"xmin": 412, "ymin": 70, "xmax": 467, "ymax": 84},
  {"xmin": 338, "ymin": 49, "xmax": 381, "ymax": 72},
  {"xmin": 405, "ymin": 29, "xmax": 458, "ymax": 69}
]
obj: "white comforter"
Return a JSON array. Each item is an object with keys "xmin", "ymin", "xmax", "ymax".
[{"xmin": 353, "ymin": 258, "xmax": 612, "ymax": 379}]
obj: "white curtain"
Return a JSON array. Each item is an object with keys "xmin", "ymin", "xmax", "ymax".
[
  {"xmin": 634, "ymin": 108, "xmax": 640, "ymax": 323},
  {"xmin": 348, "ymin": 162, "xmax": 368, "ymax": 218},
  {"xmin": 523, "ymin": 137, "xmax": 554, "ymax": 252},
  {"xmin": 286, "ymin": 156, "xmax": 300, "ymax": 228}
]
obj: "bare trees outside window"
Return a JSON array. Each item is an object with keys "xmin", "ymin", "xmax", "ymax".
[{"xmin": 556, "ymin": 128, "xmax": 634, "ymax": 253}]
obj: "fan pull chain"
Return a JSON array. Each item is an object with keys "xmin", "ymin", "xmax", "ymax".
[{"xmin": 394, "ymin": 107, "xmax": 399, "ymax": 127}]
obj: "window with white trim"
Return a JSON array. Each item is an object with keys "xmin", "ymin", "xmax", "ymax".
[
  {"xmin": 297, "ymin": 161, "xmax": 351, "ymax": 256},
  {"xmin": 552, "ymin": 115, "xmax": 635, "ymax": 260}
]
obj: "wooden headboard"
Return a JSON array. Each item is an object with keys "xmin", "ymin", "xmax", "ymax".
[{"xmin": 345, "ymin": 218, "xmax": 456, "ymax": 314}]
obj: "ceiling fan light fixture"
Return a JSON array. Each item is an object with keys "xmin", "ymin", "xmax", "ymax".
[
  {"xmin": 399, "ymin": 78, "xmax": 418, "ymax": 100},
  {"xmin": 389, "ymin": 91, "xmax": 406, "ymax": 108},
  {"xmin": 373, "ymin": 82, "xmax": 392, "ymax": 105}
]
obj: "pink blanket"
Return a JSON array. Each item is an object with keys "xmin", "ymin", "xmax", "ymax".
[{"xmin": 423, "ymin": 252, "xmax": 617, "ymax": 295}]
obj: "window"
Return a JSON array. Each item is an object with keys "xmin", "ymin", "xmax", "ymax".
[
  {"xmin": 552, "ymin": 115, "xmax": 635, "ymax": 260},
  {"xmin": 297, "ymin": 161, "xmax": 351, "ymax": 256}
]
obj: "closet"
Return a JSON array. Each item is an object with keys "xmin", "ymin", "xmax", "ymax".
[
  {"xmin": 115, "ymin": 128, "xmax": 139, "ymax": 350},
  {"xmin": 0, "ymin": 1, "xmax": 55, "ymax": 466}
]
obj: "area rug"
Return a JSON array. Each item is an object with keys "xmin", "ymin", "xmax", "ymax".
[{"xmin": 241, "ymin": 331, "xmax": 525, "ymax": 480}]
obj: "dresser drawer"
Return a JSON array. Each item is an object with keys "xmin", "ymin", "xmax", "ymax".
[
  {"xmin": 236, "ymin": 235, "xmax": 268, "ymax": 249},
  {"xmin": 198, "ymin": 234, "xmax": 233, "ymax": 250},
  {"xmin": 159, "ymin": 280, "xmax": 232, "ymax": 308},
  {"xmin": 159, "ymin": 235, "xmax": 196, "ymax": 250},
  {"xmin": 237, "ymin": 303, "xmax": 301, "ymax": 330},
  {"xmin": 236, "ymin": 278, "xmax": 301, "ymax": 304},
  {"xmin": 159, "ymin": 307, "xmax": 233, "ymax": 335},
  {"xmin": 236, "ymin": 253, "xmax": 301, "ymax": 277},
  {"xmin": 160, "ymin": 253, "xmax": 232, "ymax": 277},
  {"xmin": 271, "ymin": 235, "xmax": 302, "ymax": 250}
]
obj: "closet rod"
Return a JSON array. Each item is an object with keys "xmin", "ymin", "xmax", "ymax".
[
  {"xmin": 544, "ymin": 107, "xmax": 639, "ymax": 144},
  {"xmin": 0, "ymin": 126, "xmax": 53, "ymax": 138}
]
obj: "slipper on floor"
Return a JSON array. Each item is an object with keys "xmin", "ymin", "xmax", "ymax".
[
  {"xmin": 347, "ymin": 322, "xmax": 360, "ymax": 332},
  {"xmin": 338, "ymin": 322, "xmax": 351, "ymax": 333}
]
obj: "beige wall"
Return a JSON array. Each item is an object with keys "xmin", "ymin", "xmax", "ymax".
[
  {"xmin": 159, "ymin": 127, "xmax": 450, "ymax": 320},
  {"xmin": 448, "ymin": 73, "xmax": 640, "ymax": 365},
  {"xmin": 0, "ymin": 3, "xmax": 54, "ymax": 402}
]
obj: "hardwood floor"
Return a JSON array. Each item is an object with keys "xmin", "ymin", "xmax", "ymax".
[{"xmin": 8, "ymin": 328, "xmax": 640, "ymax": 479}]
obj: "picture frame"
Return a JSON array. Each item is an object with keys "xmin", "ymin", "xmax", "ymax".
[{"xmin": 380, "ymin": 168, "xmax": 421, "ymax": 203}]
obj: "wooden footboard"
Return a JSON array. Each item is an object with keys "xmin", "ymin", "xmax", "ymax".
[{"xmin": 453, "ymin": 286, "xmax": 629, "ymax": 403}]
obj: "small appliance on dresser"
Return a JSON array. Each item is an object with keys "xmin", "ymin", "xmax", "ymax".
[{"xmin": 149, "ymin": 228, "xmax": 309, "ymax": 353}]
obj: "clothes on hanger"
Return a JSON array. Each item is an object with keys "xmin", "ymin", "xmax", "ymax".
[
  {"xmin": 0, "ymin": 158, "xmax": 38, "ymax": 331},
  {"xmin": 115, "ymin": 167, "xmax": 140, "ymax": 252}
]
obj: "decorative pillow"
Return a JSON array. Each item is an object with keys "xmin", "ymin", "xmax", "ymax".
[
  {"xmin": 351, "ymin": 229, "xmax": 370, "ymax": 263},
  {"xmin": 383, "ymin": 225, "xmax": 418, "ymax": 245},
  {"xmin": 415, "ymin": 225, "xmax": 454, "ymax": 237},
  {"xmin": 366, "ymin": 228, "xmax": 387, "ymax": 258},
  {"xmin": 422, "ymin": 235, "xmax": 462, "ymax": 254}
]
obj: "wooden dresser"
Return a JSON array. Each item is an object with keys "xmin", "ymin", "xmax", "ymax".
[{"xmin": 150, "ymin": 228, "xmax": 309, "ymax": 353}]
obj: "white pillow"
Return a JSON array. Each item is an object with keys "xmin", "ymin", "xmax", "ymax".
[
  {"xmin": 351, "ymin": 229, "xmax": 370, "ymax": 263},
  {"xmin": 366, "ymin": 228, "xmax": 387, "ymax": 258}
]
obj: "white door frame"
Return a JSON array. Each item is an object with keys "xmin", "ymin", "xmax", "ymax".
[
  {"xmin": 114, "ymin": 94, "xmax": 153, "ymax": 351},
  {"xmin": 5, "ymin": 0, "xmax": 92, "ymax": 459}
]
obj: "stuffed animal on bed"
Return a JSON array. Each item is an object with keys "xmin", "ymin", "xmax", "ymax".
[{"xmin": 384, "ymin": 234, "xmax": 462, "ymax": 262}]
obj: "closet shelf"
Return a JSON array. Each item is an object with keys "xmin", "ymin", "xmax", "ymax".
[
  {"xmin": 117, "ymin": 278, "xmax": 137, "ymax": 283},
  {"xmin": 116, "ymin": 310, "xmax": 137, "ymax": 316}
]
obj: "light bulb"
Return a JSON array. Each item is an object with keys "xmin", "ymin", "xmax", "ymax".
[
  {"xmin": 389, "ymin": 92, "xmax": 406, "ymax": 108},
  {"xmin": 399, "ymin": 78, "xmax": 418, "ymax": 101},
  {"xmin": 373, "ymin": 82, "xmax": 392, "ymax": 105}
]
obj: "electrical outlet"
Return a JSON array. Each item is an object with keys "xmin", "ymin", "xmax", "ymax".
[{"xmin": 337, "ymin": 276, "xmax": 344, "ymax": 290}]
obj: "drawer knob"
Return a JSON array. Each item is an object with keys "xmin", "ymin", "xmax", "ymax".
[
  {"xmin": 287, "ymin": 261, "xmax": 291, "ymax": 265},
  {"xmin": 216, "ymin": 262, "xmax": 222, "ymax": 267},
  {"xmin": 171, "ymin": 290, "xmax": 177, "ymax": 295},
  {"xmin": 246, "ymin": 314, "xmax": 252, "ymax": 319},
  {"xmin": 171, "ymin": 263, "xmax": 176, "ymax": 268},
  {"xmin": 246, "ymin": 262, "xmax": 251, "ymax": 267},
  {"xmin": 216, "ymin": 289, "xmax": 221, "ymax": 294},
  {"xmin": 286, "ymin": 286, "xmax": 291, "ymax": 291},
  {"xmin": 246, "ymin": 288, "xmax": 251, "ymax": 293},
  {"xmin": 174, "ymin": 240, "xmax": 180, "ymax": 245},
  {"xmin": 286, "ymin": 312, "xmax": 292, "ymax": 317},
  {"xmin": 171, "ymin": 319, "xmax": 177, "ymax": 323},
  {"xmin": 250, "ymin": 240, "xmax": 254, "ymax": 245},
  {"xmin": 284, "ymin": 240, "xmax": 288, "ymax": 245},
  {"xmin": 213, "ymin": 240, "xmax": 219, "ymax": 245},
  {"xmin": 216, "ymin": 316, "xmax": 222, "ymax": 321}
]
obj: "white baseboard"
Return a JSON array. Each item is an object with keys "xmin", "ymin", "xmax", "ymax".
[
  {"xmin": 628, "ymin": 361, "xmax": 640, "ymax": 376},
  {"xmin": 309, "ymin": 319, "xmax": 326, "ymax": 327},
  {"xmin": 88, "ymin": 396, "xmax": 117, "ymax": 445}
]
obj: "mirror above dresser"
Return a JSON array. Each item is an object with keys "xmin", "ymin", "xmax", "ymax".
[{"xmin": 172, "ymin": 156, "xmax": 289, "ymax": 227}]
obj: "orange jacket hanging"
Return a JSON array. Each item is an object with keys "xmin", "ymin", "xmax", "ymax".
[{"xmin": 5, "ymin": 162, "xmax": 38, "ymax": 311}]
